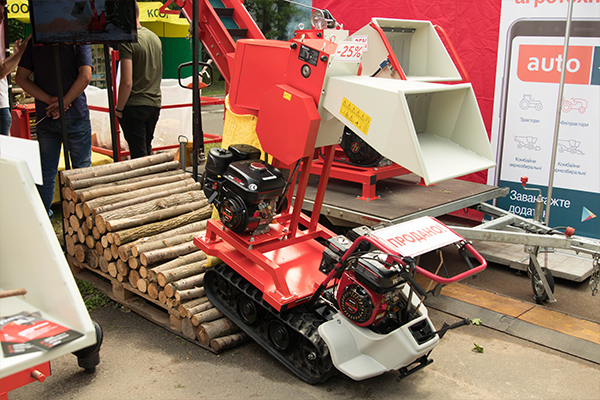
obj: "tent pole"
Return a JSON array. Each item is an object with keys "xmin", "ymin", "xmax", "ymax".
[{"xmin": 544, "ymin": 0, "xmax": 574, "ymax": 226}]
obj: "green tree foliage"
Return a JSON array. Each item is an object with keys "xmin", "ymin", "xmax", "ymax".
[
  {"xmin": 245, "ymin": 0, "xmax": 300, "ymax": 40},
  {"xmin": 7, "ymin": 18, "xmax": 24, "ymax": 43}
]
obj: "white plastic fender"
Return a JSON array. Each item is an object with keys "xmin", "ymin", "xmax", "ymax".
[
  {"xmin": 318, "ymin": 312, "xmax": 439, "ymax": 381},
  {"xmin": 318, "ymin": 282, "xmax": 440, "ymax": 381}
]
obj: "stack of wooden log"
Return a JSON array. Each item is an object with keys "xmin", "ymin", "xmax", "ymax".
[{"xmin": 60, "ymin": 153, "xmax": 248, "ymax": 352}]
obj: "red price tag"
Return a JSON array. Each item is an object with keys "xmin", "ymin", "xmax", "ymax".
[{"xmin": 334, "ymin": 41, "xmax": 367, "ymax": 62}]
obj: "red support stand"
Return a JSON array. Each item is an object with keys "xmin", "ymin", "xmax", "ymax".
[
  {"xmin": 310, "ymin": 148, "xmax": 412, "ymax": 201},
  {"xmin": 0, "ymin": 362, "xmax": 51, "ymax": 399}
]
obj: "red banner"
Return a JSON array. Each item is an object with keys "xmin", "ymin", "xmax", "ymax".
[{"xmin": 313, "ymin": 0, "xmax": 502, "ymax": 183}]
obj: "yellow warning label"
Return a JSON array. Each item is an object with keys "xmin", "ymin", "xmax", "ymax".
[
  {"xmin": 283, "ymin": 91, "xmax": 292, "ymax": 101},
  {"xmin": 339, "ymin": 97, "xmax": 371, "ymax": 135}
]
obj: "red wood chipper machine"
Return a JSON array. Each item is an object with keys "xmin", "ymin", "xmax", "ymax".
[{"xmin": 191, "ymin": 9, "xmax": 495, "ymax": 384}]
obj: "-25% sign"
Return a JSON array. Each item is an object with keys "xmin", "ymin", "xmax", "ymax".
[{"xmin": 334, "ymin": 42, "xmax": 367, "ymax": 63}]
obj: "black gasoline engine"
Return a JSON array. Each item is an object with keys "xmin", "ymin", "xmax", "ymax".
[
  {"xmin": 202, "ymin": 144, "xmax": 286, "ymax": 235},
  {"xmin": 319, "ymin": 228, "xmax": 434, "ymax": 339}
]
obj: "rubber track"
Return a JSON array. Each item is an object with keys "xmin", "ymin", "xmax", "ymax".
[{"xmin": 204, "ymin": 263, "xmax": 336, "ymax": 384}]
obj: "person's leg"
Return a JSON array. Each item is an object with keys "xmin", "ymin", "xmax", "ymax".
[
  {"xmin": 118, "ymin": 106, "xmax": 152, "ymax": 159},
  {"xmin": 0, "ymin": 107, "xmax": 12, "ymax": 136},
  {"xmin": 144, "ymin": 107, "xmax": 161, "ymax": 156},
  {"xmin": 67, "ymin": 117, "xmax": 92, "ymax": 169},
  {"xmin": 36, "ymin": 119, "xmax": 63, "ymax": 214}
]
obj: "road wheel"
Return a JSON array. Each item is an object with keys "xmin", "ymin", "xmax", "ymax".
[
  {"xmin": 238, "ymin": 295, "xmax": 260, "ymax": 325},
  {"xmin": 268, "ymin": 320, "xmax": 291, "ymax": 351}
]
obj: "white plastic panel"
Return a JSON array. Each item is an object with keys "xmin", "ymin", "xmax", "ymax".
[
  {"xmin": 322, "ymin": 76, "xmax": 495, "ymax": 185},
  {"xmin": 0, "ymin": 157, "xmax": 96, "ymax": 378},
  {"xmin": 319, "ymin": 284, "xmax": 439, "ymax": 380},
  {"xmin": 353, "ymin": 18, "xmax": 461, "ymax": 82}
]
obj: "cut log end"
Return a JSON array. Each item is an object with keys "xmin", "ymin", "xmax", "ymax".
[
  {"xmin": 197, "ymin": 317, "xmax": 240, "ymax": 346},
  {"xmin": 210, "ymin": 332, "xmax": 250, "ymax": 352}
]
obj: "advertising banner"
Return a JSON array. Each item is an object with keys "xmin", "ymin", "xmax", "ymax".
[
  {"xmin": 7, "ymin": 1, "xmax": 189, "ymax": 37},
  {"xmin": 489, "ymin": 0, "xmax": 600, "ymax": 239}
]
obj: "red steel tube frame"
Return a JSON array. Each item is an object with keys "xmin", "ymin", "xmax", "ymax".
[
  {"xmin": 0, "ymin": 362, "xmax": 51, "ymax": 399},
  {"xmin": 414, "ymin": 242, "xmax": 486, "ymax": 284},
  {"xmin": 434, "ymin": 25, "xmax": 471, "ymax": 83},
  {"xmin": 368, "ymin": 21, "xmax": 408, "ymax": 80},
  {"xmin": 102, "ymin": 49, "xmax": 224, "ymax": 160},
  {"xmin": 340, "ymin": 235, "xmax": 487, "ymax": 285},
  {"xmin": 88, "ymin": 104, "xmax": 222, "ymax": 158}
]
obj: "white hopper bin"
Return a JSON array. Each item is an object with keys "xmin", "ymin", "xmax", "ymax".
[
  {"xmin": 353, "ymin": 18, "xmax": 462, "ymax": 82},
  {"xmin": 322, "ymin": 76, "xmax": 495, "ymax": 185}
]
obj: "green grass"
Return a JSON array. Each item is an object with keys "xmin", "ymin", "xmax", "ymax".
[
  {"xmin": 201, "ymin": 64, "xmax": 226, "ymax": 97},
  {"xmin": 76, "ymin": 278, "xmax": 112, "ymax": 312},
  {"xmin": 204, "ymin": 141, "xmax": 222, "ymax": 152}
]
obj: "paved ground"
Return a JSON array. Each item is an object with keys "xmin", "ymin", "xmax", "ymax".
[
  {"xmin": 10, "ymin": 292, "xmax": 600, "ymax": 400},
  {"xmin": 9, "ymin": 246, "xmax": 600, "ymax": 400},
  {"xmin": 200, "ymin": 102, "xmax": 226, "ymax": 139},
  {"xmin": 10, "ymin": 102, "xmax": 600, "ymax": 399}
]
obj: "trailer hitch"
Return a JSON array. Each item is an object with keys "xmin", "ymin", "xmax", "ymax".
[
  {"xmin": 432, "ymin": 317, "xmax": 470, "ymax": 339},
  {"xmin": 396, "ymin": 318, "xmax": 470, "ymax": 381},
  {"xmin": 412, "ymin": 317, "xmax": 470, "ymax": 347}
]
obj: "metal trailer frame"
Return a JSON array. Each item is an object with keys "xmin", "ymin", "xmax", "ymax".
[
  {"xmin": 301, "ymin": 178, "xmax": 599, "ymax": 302},
  {"xmin": 449, "ymin": 202, "xmax": 600, "ymax": 302}
]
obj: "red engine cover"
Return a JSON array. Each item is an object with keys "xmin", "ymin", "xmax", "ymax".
[{"xmin": 336, "ymin": 270, "xmax": 386, "ymax": 327}]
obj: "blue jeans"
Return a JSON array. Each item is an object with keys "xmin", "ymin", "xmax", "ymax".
[
  {"xmin": 37, "ymin": 117, "xmax": 92, "ymax": 213},
  {"xmin": 0, "ymin": 107, "xmax": 11, "ymax": 135},
  {"xmin": 117, "ymin": 105, "xmax": 160, "ymax": 159}
]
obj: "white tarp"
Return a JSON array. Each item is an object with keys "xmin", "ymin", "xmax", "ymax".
[{"xmin": 86, "ymin": 77, "xmax": 193, "ymax": 153}]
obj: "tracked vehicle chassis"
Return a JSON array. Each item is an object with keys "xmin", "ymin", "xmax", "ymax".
[{"xmin": 204, "ymin": 263, "xmax": 337, "ymax": 384}]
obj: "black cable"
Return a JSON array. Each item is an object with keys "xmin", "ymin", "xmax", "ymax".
[
  {"xmin": 545, "ymin": 226, "xmax": 568, "ymax": 235},
  {"xmin": 276, "ymin": 159, "xmax": 301, "ymax": 213}
]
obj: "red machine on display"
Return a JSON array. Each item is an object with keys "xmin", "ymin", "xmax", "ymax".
[
  {"xmin": 161, "ymin": 0, "xmax": 492, "ymax": 383},
  {"xmin": 197, "ymin": 139, "xmax": 486, "ymax": 382}
]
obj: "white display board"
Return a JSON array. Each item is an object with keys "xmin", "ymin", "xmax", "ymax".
[
  {"xmin": 489, "ymin": 1, "xmax": 599, "ymax": 239},
  {"xmin": 373, "ymin": 216, "xmax": 463, "ymax": 257}
]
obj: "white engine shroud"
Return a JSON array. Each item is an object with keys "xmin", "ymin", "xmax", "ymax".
[{"xmin": 318, "ymin": 283, "xmax": 439, "ymax": 380}]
